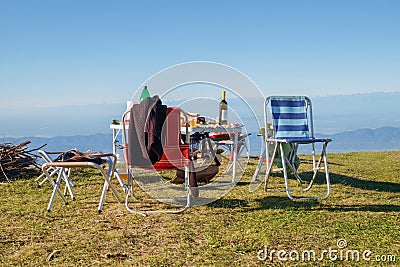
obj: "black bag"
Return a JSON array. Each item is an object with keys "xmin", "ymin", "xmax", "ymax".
[
  {"xmin": 172, "ymin": 133, "xmax": 220, "ymax": 185},
  {"xmin": 172, "ymin": 155, "xmax": 220, "ymax": 184}
]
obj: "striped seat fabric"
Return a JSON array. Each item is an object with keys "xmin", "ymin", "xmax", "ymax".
[{"xmin": 270, "ymin": 96, "xmax": 310, "ymax": 139}]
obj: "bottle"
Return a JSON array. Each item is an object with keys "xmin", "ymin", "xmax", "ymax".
[
  {"xmin": 140, "ymin": 86, "xmax": 150, "ymax": 102},
  {"xmin": 218, "ymin": 90, "xmax": 228, "ymax": 125}
]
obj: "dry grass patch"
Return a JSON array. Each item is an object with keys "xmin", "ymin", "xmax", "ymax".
[{"xmin": 0, "ymin": 151, "xmax": 399, "ymax": 266}]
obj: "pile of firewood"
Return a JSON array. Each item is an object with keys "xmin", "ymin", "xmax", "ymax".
[{"xmin": 0, "ymin": 141, "xmax": 44, "ymax": 182}]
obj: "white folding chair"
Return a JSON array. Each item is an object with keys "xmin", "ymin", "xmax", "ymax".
[
  {"xmin": 37, "ymin": 150, "xmax": 75, "ymax": 200},
  {"xmin": 41, "ymin": 151, "xmax": 123, "ymax": 212},
  {"xmin": 253, "ymin": 96, "xmax": 331, "ymax": 201},
  {"xmin": 216, "ymin": 133, "xmax": 250, "ymax": 173}
]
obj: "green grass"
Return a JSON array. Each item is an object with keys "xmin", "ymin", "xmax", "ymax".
[{"xmin": 0, "ymin": 151, "xmax": 399, "ymax": 266}]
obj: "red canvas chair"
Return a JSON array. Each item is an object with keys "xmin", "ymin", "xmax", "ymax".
[{"xmin": 122, "ymin": 98, "xmax": 195, "ymax": 215}]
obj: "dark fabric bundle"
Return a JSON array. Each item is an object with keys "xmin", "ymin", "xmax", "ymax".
[
  {"xmin": 128, "ymin": 95, "xmax": 167, "ymax": 167},
  {"xmin": 55, "ymin": 149, "xmax": 107, "ymax": 165}
]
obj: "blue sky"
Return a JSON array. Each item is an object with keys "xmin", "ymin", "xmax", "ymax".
[{"xmin": 1, "ymin": 0, "xmax": 399, "ymax": 109}]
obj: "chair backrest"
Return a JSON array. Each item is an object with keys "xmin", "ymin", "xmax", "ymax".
[
  {"xmin": 266, "ymin": 96, "xmax": 313, "ymax": 139},
  {"xmin": 154, "ymin": 107, "xmax": 189, "ymax": 169},
  {"xmin": 123, "ymin": 105, "xmax": 189, "ymax": 169}
]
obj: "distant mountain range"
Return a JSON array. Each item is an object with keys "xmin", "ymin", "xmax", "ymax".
[
  {"xmin": 3, "ymin": 127, "xmax": 400, "ymax": 158},
  {"xmin": 2, "ymin": 92, "xmax": 400, "ymax": 138},
  {"xmin": 320, "ymin": 126, "xmax": 400, "ymax": 153},
  {"xmin": 3, "ymin": 133, "xmax": 115, "ymax": 154}
]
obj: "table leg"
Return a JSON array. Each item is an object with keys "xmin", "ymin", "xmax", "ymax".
[{"xmin": 232, "ymin": 131, "xmax": 238, "ymax": 183}]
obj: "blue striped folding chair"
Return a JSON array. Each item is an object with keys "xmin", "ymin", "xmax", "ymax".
[{"xmin": 254, "ymin": 96, "xmax": 331, "ymax": 201}]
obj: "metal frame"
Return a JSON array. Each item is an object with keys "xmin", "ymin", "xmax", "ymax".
[
  {"xmin": 184, "ymin": 125, "xmax": 244, "ymax": 188},
  {"xmin": 41, "ymin": 153, "xmax": 123, "ymax": 212},
  {"xmin": 215, "ymin": 133, "xmax": 250, "ymax": 174},
  {"xmin": 121, "ymin": 107, "xmax": 193, "ymax": 216},
  {"xmin": 253, "ymin": 96, "xmax": 331, "ymax": 201},
  {"xmin": 37, "ymin": 150, "xmax": 74, "ymax": 199}
]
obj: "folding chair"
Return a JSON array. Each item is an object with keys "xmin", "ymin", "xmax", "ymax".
[
  {"xmin": 215, "ymin": 133, "xmax": 251, "ymax": 174},
  {"xmin": 121, "ymin": 97, "xmax": 194, "ymax": 215},
  {"xmin": 254, "ymin": 96, "xmax": 331, "ymax": 201},
  {"xmin": 37, "ymin": 150, "xmax": 75, "ymax": 200},
  {"xmin": 41, "ymin": 151, "xmax": 123, "ymax": 212}
]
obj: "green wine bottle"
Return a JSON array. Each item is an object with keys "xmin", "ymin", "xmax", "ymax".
[
  {"xmin": 218, "ymin": 90, "xmax": 228, "ymax": 125},
  {"xmin": 140, "ymin": 86, "xmax": 150, "ymax": 102}
]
